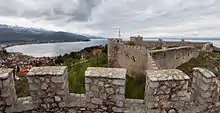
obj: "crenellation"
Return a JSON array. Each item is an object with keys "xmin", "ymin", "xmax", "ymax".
[
  {"xmin": 85, "ymin": 67, "xmax": 126, "ymax": 112},
  {"xmin": 27, "ymin": 66, "xmax": 69, "ymax": 111},
  {"xmin": 0, "ymin": 68, "xmax": 17, "ymax": 111},
  {"xmin": 191, "ymin": 68, "xmax": 219, "ymax": 112},
  {"xmin": 145, "ymin": 69, "xmax": 190, "ymax": 112},
  {"xmin": 0, "ymin": 65, "xmax": 218, "ymax": 112}
]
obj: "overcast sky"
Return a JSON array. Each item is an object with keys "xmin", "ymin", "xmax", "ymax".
[{"xmin": 0, "ymin": 0, "xmax": 219, "ymax": 38}]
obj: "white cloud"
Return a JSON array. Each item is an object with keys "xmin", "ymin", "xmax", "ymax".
[{"xmin": 0, "ymin": 0, "xmax": 219, "ymax": 38}]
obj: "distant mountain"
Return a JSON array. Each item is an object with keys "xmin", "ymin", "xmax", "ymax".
[{"xmin": 0, "ymin": 24, "xmax": 91, "ymax": 44}]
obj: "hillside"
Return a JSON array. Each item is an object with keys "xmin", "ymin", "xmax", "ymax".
[
  {"xmin": 177, "ymin": 51, "xmax": 220, "ymax": 79},
  {"xmin": 0, "ymin": 24, "xmax": 91, "ymax": 44}
]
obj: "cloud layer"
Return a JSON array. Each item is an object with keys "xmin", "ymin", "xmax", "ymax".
[{"xmin": 0, "ymin": 0, "xmax": 219, "ymax": 38}]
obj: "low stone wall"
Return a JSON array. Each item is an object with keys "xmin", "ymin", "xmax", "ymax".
[
  {"xmin": 191, "ymin": 68, "xmax": 219, "ymax": 113},
  {"xmin": 85, "ymin": 67, "xmax": 126, "ymax": 112},
  {"xmin": 27, "ymin": 66, "xmax": 69, "ymax": 112},
  {"xmin": 145, "ymin": 69, "xmax": 190, "ymax": 113},
  {"xmin": 0, "ymin": 66, "xmax": 220, "ymax": 113},
  {"xmin": 0, "ymin": 68, "xmax": 17, "ymax": 111}
]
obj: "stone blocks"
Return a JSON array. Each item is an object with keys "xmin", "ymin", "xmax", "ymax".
[
  {"xmin": 85, "ymin": 67, "xmax": 126, "ymax": 112},
  {"xmin": 191, "ymin": 67, "xmax": 218, "ymax": 112},
  {"xmin": 0, "ymin": 68, "xmax": 17, "ymax": 108},
  {"xmin": 27, "ymin": 66, "xmax": 69, "ymax": 109},
  {"xmin": 145, "ymin": 69, "xmax": 190, "ymax": 112}
]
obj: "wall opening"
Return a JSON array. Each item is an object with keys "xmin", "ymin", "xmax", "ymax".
[
  {"xmin": 14, "ymin": 72, "xmax": 30, "ymax": 97},
  {"xmin": 125, "ymin": 74, "xmax": 145, "ymax": 99}
]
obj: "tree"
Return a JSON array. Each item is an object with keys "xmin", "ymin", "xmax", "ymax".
[
  {"xmin": 103, "ymin": 44, "xmax": 108, "ymax": 54},
  {"xmin": 55, "ymin": 55, "xmax": 64, "ymax": 65}
]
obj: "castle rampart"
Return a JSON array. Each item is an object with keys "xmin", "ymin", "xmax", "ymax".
[
  {"xmin": 0, "ymin": 66, "xmax": 219, "ymax": 112},
  {"xmin": 127, "ymin": 36, "xmax": 208, "ymax": 49},
  {"xmin": 151, "ymin": 46, "xmax": 199, "ymax": 69},
  {"xmin": 108, "ymin": 37, "xmax": 200, "ymax": 76},
  {"xmin": 108, "ymin": 39, "xmax": 148, "ymax": 76}
]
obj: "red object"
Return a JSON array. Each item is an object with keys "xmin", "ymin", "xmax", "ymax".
[{"xmin": 91, "ymin": 49, "xmax": 103, "ymax": 55}]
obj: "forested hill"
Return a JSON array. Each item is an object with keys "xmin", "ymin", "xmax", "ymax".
[{"xmin": 0, "ymin": 24, "xmax": 93, "ymax": 44}]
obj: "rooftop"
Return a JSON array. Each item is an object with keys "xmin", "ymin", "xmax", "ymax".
[
  {"xmin": 85, "ymin": 67, "xmax": 127, "ymax": 79},
  {"xmin": 27, "ymin": 66, "xmax": 67, "ymax": 76},
  {"xmin": 146, "ymin": 69, "xmax": 190, "ymax": 81}
]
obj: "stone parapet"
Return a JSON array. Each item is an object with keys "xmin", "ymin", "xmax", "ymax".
[
  {"xmin": 85, "ymin": 67, "xmax": 127, "ymax": 112},
  {"xmin": 191, "ymin": 67, "xmax": 219, "ymax": 112},
  {"xmin": 0, "ymin": 66, "xmax": 219, "ymax": 112},
  {"xmin": 0, "ymin": 68, "xmax": 17, "ymax": 111},
  {"xmin": 27, "ymin": 66, "xmax": 69, "ymax": 111},
  {"xmin": 145, "ymin": 69, "xmax": 190, "ymax": 113}
]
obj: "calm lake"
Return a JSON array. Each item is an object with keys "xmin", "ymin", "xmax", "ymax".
[
  {"xmin": 6, "ymin": 39, "xmax": 108, "ymax": 57},
  {"xmin": 6, "ymin": 38, "xmax": 220, "ymax": 57}
]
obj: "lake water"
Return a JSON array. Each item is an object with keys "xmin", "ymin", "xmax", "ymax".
[
  {"xmin": 6, "ymin": 39, "xmax": 108, "ymax": 57},
  {"xmin": 6, "ymin": 38, "xmax": 220, "ymax": 57}
]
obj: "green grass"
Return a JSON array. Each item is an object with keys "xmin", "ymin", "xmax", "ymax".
[
  {"xmin": 125, "ymin": 75, "xmax": 145, "ymax": 99},
  {"xmin": 68, "ymin": 53, "xmax": 108, "ymax": 94},
  {"xmin": 15, "ymin": 77, "xmax": 30, "ymax": 97}
]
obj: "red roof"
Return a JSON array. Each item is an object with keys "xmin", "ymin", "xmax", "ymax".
[{"xmin": 91, "ymin": 49, "xmax": 103, "ymax": 55}]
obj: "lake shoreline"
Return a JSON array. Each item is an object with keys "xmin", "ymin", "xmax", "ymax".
[{"xmin": 5, "ymin": 39, "xmax": 108, "ymax": 57}]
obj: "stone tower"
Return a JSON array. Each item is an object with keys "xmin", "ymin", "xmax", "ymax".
[
  {"xmin": 108, "ymin": 38, "xmax": 122, "ymax": 67},
  {"xmin": 130, "ymin": 35, "xmax": 143, "ymax": 45}
]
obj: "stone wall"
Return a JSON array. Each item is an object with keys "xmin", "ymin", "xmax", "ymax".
[
  {"xmin": 108, "ymin": 38, "xmax": 122, "ymax": 67},
  {"xmin": 151, "ymin": 46, "xmax": 199, "ymax": 69},
  {"xmin": 108, "ymin": 39, "xmax": 148, "ymax": 76},
  {"xmin": 85, "ymin": 67, "xmax": 126, "ymax": 112},
  {"xmin": 127, "ymin": 36, "xmax": 207, "ymax": 49},
  {"xmin": 191, "ymin": 68, "xmax": 220, "ymax": 113},
  {"xmin": 27, "ymin": 66, "xmax": 69, "ymax": 112},
  {"xmin": 109, "ymin": 38, "xmax": 200, "ymax": 76},
  {"xmin": 0, "ymin": 68, "xmax": 17, "ymax": 111},
  {"xmin": 145, "ymin": 69, "xmax": 190, "ymax": 113},
  {"xmin": 0, "ymin": 66, "xmax": 220, "ymax": 113},
  {"xmin": 147, "ymin": 53, "xmax": 159, "ymax": 70}
]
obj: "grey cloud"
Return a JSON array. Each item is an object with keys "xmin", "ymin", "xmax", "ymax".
[
  {"xmin": 0, "ymin": 0, "xmax": 220, "ymax": 37},
  {"xmin": 85, "ymin": 0, "xmax": 220, "ymax": 37},
  {"xmin": 0, "ymin": 0, "xmax": 102, "ymax": 22}
]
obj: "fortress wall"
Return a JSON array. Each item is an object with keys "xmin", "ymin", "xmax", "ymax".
[
  {"xmin": 140, "ymin": 41, "xmax": 207, "ymax": 49},
  {"xmin": 116, "ymin": 44, "xmax": 148, "ymax": 76},
  {"xmin": 151, "ymin": 46, "xmax": 199, "ymax": 69},
  {"xmin": 108, "ymin": 38, "xmax": 123, "ymax": 67},
  {"xmin": 108, "ymin": 39, "xmax": 149, "ymax": 76},
  {"xmin": 0, "ymin": 67, "xmax": 220, "ymax": 112},
  {"xmin": 124, "ymin": 39, "xmax": 207, "ymax": 49}
]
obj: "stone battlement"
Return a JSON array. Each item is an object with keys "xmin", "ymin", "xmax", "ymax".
[{"xmin": 0, "ymin": 66, "xmax": 219, "ymax": 113}]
